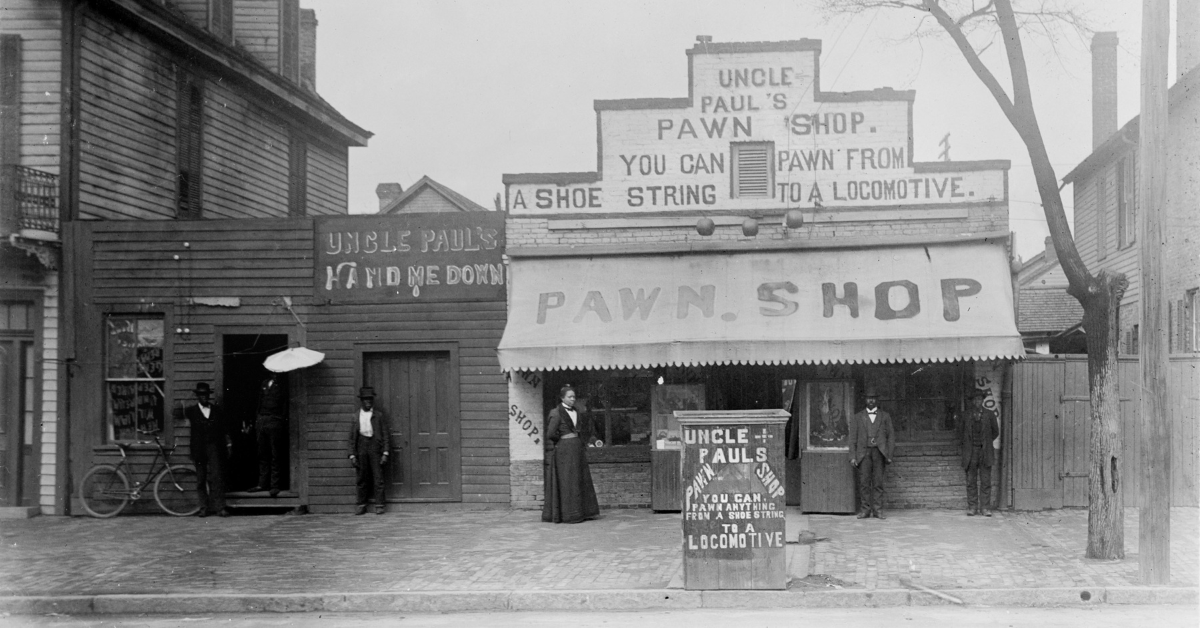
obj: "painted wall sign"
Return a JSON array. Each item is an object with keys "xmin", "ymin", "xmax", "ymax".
[
  {"xmin": 679, "ymin": 410, "xmax": 790, "ymax": 590},
  {"xmin": 315, "ymin": 213, "xmax": 505, "ymax": 303},
  {"xmin": 506, "ymin": 43, "xmax": 1008, "ymax": 215}
]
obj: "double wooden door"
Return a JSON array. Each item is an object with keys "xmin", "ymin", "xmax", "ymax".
[{"xmin": 364, "ymin": 351, "xmax": 461, "ymax": 501}]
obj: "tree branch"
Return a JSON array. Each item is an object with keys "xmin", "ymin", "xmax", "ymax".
[{"xmin": 919, "ymin": 0, "xmax": 1017, "ymax": 121}]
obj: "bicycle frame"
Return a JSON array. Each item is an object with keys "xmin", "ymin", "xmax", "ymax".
[{"xmin": 110, "ymin": 433, "xmax": 179, "ymax": 500}]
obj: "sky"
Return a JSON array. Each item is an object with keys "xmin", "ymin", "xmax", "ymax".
[{"xmin": 302, "ymin": 0, "xmax": 1171, "ymax": 261}]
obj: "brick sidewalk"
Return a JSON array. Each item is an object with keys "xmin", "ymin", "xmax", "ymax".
[
  {"xmin": 808, "ymin": 508, "xmax": 1199, "ymax": 590},
  {"xmin": 0, "ymin": 507, "xmax": 1194, "ymax": 597}
]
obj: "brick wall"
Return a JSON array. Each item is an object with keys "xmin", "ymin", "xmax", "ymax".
[
  {"xmin": 507, "ymin": 202, "xmax": 1007, "ymax": 250},
  {"xmin": 510, "ymin": 458, "xmax": 653, "ymax": 509},
  {"xmin": 510, "ymin": 459, "xmax": 542, "ymax": 510},
  {"xmin": 885, "ymin": 442, "xmax": 980, "ymax": 510}
]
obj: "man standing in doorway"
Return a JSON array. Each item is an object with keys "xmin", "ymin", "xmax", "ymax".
[
  {"xmin": 848, "ymin": 389, "xmax": 894, "ymax": 519},
  {"xmin": 348, "ymin": 386, "xmax": 390, "ymax": 515},
  {"xmin": 959, "ymin": 389, "xmax": 997, "ymax": 516},
  {"xmin": 251, "ymin": 372, "xmax": 287, "ymax": 497},
  {"xmin": 185, "ymin": 382, "xmax": 231, "ymax": 517}
]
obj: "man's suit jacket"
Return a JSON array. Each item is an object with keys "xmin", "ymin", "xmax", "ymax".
[
  {"xmin": 847, "ymin": 407, "xmax": 895, "ymax": 464},
  {"xmin": 958, "ymin": 408, "xmax": 997, "ymax": 468},
  {"xmin": 185, "ymin": 403, "xmax": 228, "ymax": 463},
  {"xmin": 348, "ymin": 409, "xmax": 391, "ymax": 457}
]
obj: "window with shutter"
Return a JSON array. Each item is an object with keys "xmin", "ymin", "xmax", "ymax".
[
  {"xmin": 731, "ymin": 142, "xmax": 773, "ymax": 198},
  {"xmin": 209, "ymin": 0, "xmax": 233, "ymax": 42},
  {"xmin": 288, "ymin": 130, "xmax": 307, "ymax": 217},
  {"xmin": 175, "ymin": 72, "xmax": 204, "ymax": 220},
  {"xmin": 1095, "ymin": 176, "xmax": 1108, "ymax": 261},
  {"xmin": 280, "ymin": 0, "xmax": 299, "ymax": 82},
  {"xmin": 1117, "ymin": 153, "xmax": 1137, "ymax": 249}
]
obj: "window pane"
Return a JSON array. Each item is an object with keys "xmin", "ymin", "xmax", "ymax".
[
  {"xmin": 136, "ymin": 318, "xmax": 164, "ymax": 378},
  {"xmin": 106, "ymin": 317, "xmax": 138, "ymax": 378},
  {"xmin": 108, "ymin": 382, "xmax": 138, "ymax": 441}
]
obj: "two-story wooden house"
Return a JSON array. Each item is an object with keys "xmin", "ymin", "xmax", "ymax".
[
  {"xmin": 1061, "ymin": 32, "xmax": 1200, "ymax": 356},
  {"xmin": 1, "ymin": 0, "xmax": 370, "ymax": 515},
  {"xmin": 499, "ymin": 38, "xmax": 1024, "ymax": 515}
]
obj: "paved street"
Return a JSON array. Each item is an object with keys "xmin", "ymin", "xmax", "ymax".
[
  {"xmin": 0, "ymin": 506, "xmax": 1195, "ymax": 602},
  {"xmin": 2, "ymin": 606, "xmax": 1198, "ymax": 628}
]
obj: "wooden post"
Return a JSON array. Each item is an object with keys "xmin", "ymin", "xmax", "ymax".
[{"xmin": 1139, "ymin": 0, "xmax": 1171, "ymax": 585}]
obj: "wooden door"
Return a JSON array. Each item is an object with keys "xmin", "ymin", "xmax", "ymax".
[
  {"xmin": 0, "ymin": 298, "xmax": 37, "ymax": 508},
  {"xmin": 1060, "ymin": 360, "xmax": 1091, "ymax": 507},
  {"xmin": 1012, "ymin": 359, "xmax": 1065, "ymax": 509},
  {"xmin": 797, "ymin": 381, "xmax": 857, "ymax": 513},
  {"xmin": 364, "ymin": 351, "xmax": 461, "ymax": 501}
]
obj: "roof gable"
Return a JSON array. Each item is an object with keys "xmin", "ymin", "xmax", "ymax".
[{"xmin": 381, "ymin": 176, "xmax": 491, "ymax": 214}]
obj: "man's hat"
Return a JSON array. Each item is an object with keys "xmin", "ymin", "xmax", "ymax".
[
  {"xmin": 358, "ymin": 386, "xmax": 376, "ymax": 399},
  {"xmin": 864, "ymin": 387, "xmax": 879, "ymax": 398},
  {"xmin": 193, "ymin": 382, "xmax": 213, "ymax": 395}
]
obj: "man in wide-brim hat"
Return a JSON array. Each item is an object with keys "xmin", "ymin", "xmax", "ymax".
[
  {"xmin": 185, "ymin": 382, "xmax": 232, "ymax": 517},
  {"xmin": 959, "ymin": 388, "xmax": 998, "ymax": 517},
  {"xmin": 847, "ymin": 388, "xmax": 895, "ymax": 519},
  {"xmin": 348, "ymin": 386, "xmax": 391, "ymax": 515}
]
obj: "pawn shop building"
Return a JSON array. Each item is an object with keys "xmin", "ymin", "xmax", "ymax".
[{"xmin": 499, "ymin": 38, "xmax": 1023, "ymax": 514}]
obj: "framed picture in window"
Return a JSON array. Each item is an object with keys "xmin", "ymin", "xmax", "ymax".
[{"xmin": 806, "ymin": 380, "xmax": 853, "ymax": 450}]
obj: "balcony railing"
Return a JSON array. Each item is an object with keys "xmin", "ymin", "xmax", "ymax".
[{"xmin": 2, "ymin": 164, "xmax": 59, "ymax": 238}]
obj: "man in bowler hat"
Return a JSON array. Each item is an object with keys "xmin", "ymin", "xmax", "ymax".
[
  {"xmin": 185, "ymin": 382, "xmax": 231, "ymax": 517},
  {"xmin": 348, "ymin": 386, "xmax": 390, "ymax": 515},
  {"xmin": 959, "ymin": 389, "xmax": 998, "ymax": 516},
  {"xmin": 848, "ymin": 388, "xmax": 895, "ymax": 519}
]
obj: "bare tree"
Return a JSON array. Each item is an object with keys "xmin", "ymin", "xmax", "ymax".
[{"xmin": 820, "ymin": 0, "xmax": 1125, "ymax": 558}]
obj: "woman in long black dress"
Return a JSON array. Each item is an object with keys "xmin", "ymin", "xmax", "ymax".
[{"xmin": 542, "ymin": 385, "xmax": 600, "ymax": 523}]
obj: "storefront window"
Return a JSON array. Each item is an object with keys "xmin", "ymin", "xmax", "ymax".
[
  {"xmin": 861, "ymin": 364, "xmax": 966, "ymax": 441},
  {"xmin": 105, "ymin": 315, "xmax": 165, "ymax": 441},
  {"xmin": 545, "ymin": 370, "xmax": 654, "ymax": 449}
]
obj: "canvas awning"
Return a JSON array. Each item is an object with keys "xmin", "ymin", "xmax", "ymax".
[{"xmin": 497, "ymin": 242, "xmax": 1024, "ymax": 372}]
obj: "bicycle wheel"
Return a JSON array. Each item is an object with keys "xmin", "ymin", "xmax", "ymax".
[
  {"xmin": 79, "ymin": 464, "xmax": 130, "ymax": 518},
  {"xmin": 154, "ymin": 465, "xmax": 201, "ymax": 516}
]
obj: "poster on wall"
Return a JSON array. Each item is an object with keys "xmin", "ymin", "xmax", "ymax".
[
  {"xmin": 315, "ymin": 213, "xmax": 505, "ymax": 304},
  {"xmin": 806, "ymin": 381, "xmax": 852, "ymax": 450}
]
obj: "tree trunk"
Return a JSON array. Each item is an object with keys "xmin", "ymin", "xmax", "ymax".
[{"xmin": 1081, "ymin": 270, "xmax": 1128, "ymax": 559}]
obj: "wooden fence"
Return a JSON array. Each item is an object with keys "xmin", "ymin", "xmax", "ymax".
[{"xmin": 1010, "ymin": 355, "xmax": 1198, "ymax": 509}]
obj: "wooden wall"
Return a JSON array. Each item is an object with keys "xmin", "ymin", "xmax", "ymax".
[
  {"xmin": 233, "ymin": 0, "xmax": 280, "ymax": 73},
  {"xmin": 1011, "ymin": 355, "xmax": 1199, "ymax": 509},
  {"xmin": 0, "ymin": 0, "xmax": 61, "ymax": 174},
  {"xmin": 66, "ymin": 218, "xmax": 509, "ymax": 514},
  {"xmin": 75, "ymin": 4, "xmax": 350, "ymax": 222}
]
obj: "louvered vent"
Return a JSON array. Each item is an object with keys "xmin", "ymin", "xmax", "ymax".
[{"xmin": 733, "ymin": 142, "xmax": 773, "ymax": 198}]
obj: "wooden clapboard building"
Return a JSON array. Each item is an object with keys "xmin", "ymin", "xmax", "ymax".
[{"xmin": 2, "ymin": 0, "xmax": 377, "ymax": 515}]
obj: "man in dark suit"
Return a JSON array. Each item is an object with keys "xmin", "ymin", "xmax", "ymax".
[
  {"xmin": 186, "ymin": 382, "xmax": 231, "ymax": 517},
  {"xmin": 959, "ymin": 389, "xmax": 998, "ymax": 517},
  {"xmin": 348, "ymin": 387, "xmax": 390, "ymax": 515},
  {"xmin": 847, "ymin": 389, "xmax": 895, "ymax": 519}
]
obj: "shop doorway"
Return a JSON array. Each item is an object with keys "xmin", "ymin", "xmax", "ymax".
[
  {"xmin": 222, "ymin": 334, "xmax": 290, "ymax": 492},
  {"xmin": 364, "ymin": 351, "xmax": 461, "ymax": 501},
  {"xmin": 0, "ymin": 298, "xmax": 39, "ymax": 508}
]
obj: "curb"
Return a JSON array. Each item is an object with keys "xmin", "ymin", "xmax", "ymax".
[{"xmin": 0, "ymin": 586, "xmax": 1195, "ymax": 615}]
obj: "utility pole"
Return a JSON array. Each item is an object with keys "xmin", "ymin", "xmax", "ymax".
[{"xmin": 1139, "ymin": 0, "xmax": 1170, "ymax": 584}]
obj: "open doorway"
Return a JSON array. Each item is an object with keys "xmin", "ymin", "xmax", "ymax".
[{"xmin": 222, "ymin": 334, "xmax": 289, "ymax": 492}]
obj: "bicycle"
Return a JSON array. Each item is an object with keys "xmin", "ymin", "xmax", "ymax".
[{"xmin": 78, "ymin": 430, "xmax": 201, "ymax": 518}]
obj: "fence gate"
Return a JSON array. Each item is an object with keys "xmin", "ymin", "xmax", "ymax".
[{"xmin": 1012, "ymin": 356, "xmax": 1198, "ymax": 510}]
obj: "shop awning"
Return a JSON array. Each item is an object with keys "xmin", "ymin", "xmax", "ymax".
[{"xmin": 498, "ymin": 242, "xmax": 1024, "ymax": 372}]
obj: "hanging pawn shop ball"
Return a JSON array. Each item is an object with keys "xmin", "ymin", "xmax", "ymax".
[
  {"xmin": 742, "ymin": 217, "xmax": 759, "ymax": 237},
  {"xmin": 785, "ymin": 209, "xmax": 805, "ymax": 229},
  {"xmin": 696, "ymin": 217, "xmax": 716, "ymax": 236}
]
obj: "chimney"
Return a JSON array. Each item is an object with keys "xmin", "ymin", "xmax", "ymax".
[
  {"xmin": 300, "ymin": 9, "xmax": 317, "ymax": 90},
  {"xmin": 1044, "ymin": 236, "xmax": 1056, "ymax": 265},
  {"xmin": 1091, "ymin": 32, "xmax": 1119, "ymax": 149},
  {"xmin": 376, "ymin": 183, "xmax": 404, "ymax": 211},
  {"xmin": 1180, "ymin": 0, "xmax": 1200, "ymax": 80}
]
